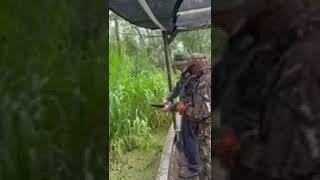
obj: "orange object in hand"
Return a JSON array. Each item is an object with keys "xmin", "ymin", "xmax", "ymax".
[{"xmin": 176, "ymin": 102, "xmax": 187, "ymax": 114}]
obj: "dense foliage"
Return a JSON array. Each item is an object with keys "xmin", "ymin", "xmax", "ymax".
[
  {"xmin": 109, "ymin": 49, "xmax": 170, "ymax": 160},
  {"xmin": 0, "ymin": 1, "xmax": 106, "ymax": 179}
]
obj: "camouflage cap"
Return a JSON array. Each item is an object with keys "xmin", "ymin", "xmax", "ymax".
[
  {"xmin": 191, "ymin": 52, "xmax": 206, "ymax": 60},
  {"xmin": 173, "ymin": 52, "xmax": 190, "ymax": 65}
]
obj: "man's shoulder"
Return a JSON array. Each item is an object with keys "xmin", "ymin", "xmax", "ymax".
[
  {"xmin": 201, "ymin": 67, "xmax": 211, "ymax": 81},
  {"xmin": 195, "ymin": 69, "xmax": 211, "ymax": 92}
]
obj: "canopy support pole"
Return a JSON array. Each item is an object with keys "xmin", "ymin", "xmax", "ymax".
[
  {"xmin": 168, "ymin": 30, "xmax": 178, "ymax": 45},
  {"xmin": 162, "ymin": 32, "xmax": 173, "ymax": 91},
  {"xmin": 162, "ymin": 31, "xmax": 181, "ymax": 145}
]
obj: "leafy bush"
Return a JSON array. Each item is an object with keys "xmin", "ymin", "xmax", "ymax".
[
  {"xmin": 0, "ymin": 0, "xmax": 106, "ymax": 179},
  {"xmin": 109, "ymin": 49, "xmax": 170, "ymax": 160}
]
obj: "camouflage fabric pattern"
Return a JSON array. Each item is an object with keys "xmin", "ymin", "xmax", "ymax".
[
  {"xmin": 257, "ymin": 21, "xmax": 320, "ymax": 178},
  {"xmin": 190, "ymin": 53, "xmax": 209, "ymax": 75},
  {"xmin": 191, "ymin": 52, "xmax": 206, "ymax": 62},
  {"xmin": 186, "ymin": 66, "xmax": 211, "ymax": 121},
  {"xmin": 217, "ymin": 7, "xmax": 320, "ymax": 179},
  {"xmin": 197, "ymin": 121, "xmax": 211, "ymax": 180},
  {"xmin": 186, "ymin": 66, "xmax": 212, "ymax": 179},
  {"xmin": 233, "ymin": 25, "xmax": 320, "ymax": 179}
]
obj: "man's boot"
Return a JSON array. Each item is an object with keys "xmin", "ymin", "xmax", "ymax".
[
  {"xmin": 179, "ymin": 155, "xmax": 188, "ymax": 166},
  {"xmin": 179, "ymin": 166, "xmax": 199, "ymax": 178},
  {"xmin": 179, "ymin": 160, "xmax": 188, "ymax": 166}
]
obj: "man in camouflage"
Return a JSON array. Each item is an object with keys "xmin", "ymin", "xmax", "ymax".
[
  {"xmin": 184, "ymin": 53, "xmax": 212, "ymax": 180},
  {"xmin": 215, "ymin": 0, "xmax": 320, "ymax": 179},
  {"xmin": 161, "ymin": 52, "xmax": 200, "ymax": 178}
]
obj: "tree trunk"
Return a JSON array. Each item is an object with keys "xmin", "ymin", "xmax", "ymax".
[
  {"xmin": 114, "ymin": 16, "xmax": 121, "ymax": 56},
  {"xmin": 134, "ymin": 27, "xmax": 145, "ymax": 46}
]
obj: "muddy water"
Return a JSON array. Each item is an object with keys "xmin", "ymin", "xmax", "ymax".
[{"xmin": 110, "ymin": 128, "xmax": 168, "ymax": 180}]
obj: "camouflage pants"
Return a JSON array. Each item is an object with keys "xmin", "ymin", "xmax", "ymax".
[{"xmin": 196, "ymin": 121, "xmax": 211, "ymax": 180}]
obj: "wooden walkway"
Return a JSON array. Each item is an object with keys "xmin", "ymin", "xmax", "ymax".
[
  {"xmin": 156, "ymin": 119, "xmax": 228, "ymax": 180},
  {"xmin": 168, "ymin": 143, "xmax": 228, "ymax": 180}
]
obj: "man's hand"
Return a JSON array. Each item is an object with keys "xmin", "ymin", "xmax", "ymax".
[
  {"xmin": 160, "ymin": 101, "xmax": 188, "ymax": 114},
  {"xmin": 160, "ymin": 99, "xmax": 171, "ymax": 112},
  {"xmin": 160, "ymin": 104, "xmax": 171, "ymax": 112},
  {"xmin": 162, "ymin": 99, "xmax": 170, "ymax": 105}
]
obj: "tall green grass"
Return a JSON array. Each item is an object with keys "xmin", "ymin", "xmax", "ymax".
[
  {"xmin": 0, "ymin": 0, "xmax": 106, "ymax": 179},
  {"xmin": 109, "ymin": 49, "xmax": 170, "ymax": 160}
]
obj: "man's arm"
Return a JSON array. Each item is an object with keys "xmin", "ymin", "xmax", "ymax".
[
  {"xmin": 165, "ymin": 80, "xmax": 181, "ymax": 102},
  {"xmin": 160, "ymin": 79, "xmax": 182, "ymax": 112}
]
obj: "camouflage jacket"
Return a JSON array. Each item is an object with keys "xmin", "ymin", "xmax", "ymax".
[
  {"xmin": 185, "ymin": 66, "xmax": 211, "ymax": 125},
  {"xmin": 165, "ymin": 66, "xmax": 198, "ymax": 104},
  {"xmin": 255, "ymin": 11, "xmax": 320, "ymax": 177},
  {"xmin": 221, "ymin": 10, "xmax": 320, "ymax": 177}
]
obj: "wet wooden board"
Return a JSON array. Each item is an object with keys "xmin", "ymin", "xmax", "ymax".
[{"xmin": 157, "ymin": 122, "xmax": 228, "ymax": 180}]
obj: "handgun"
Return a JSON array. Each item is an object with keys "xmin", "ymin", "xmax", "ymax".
[{"xmin": 150, "ymin": 104, "xmax": 165, "ymax": 108}]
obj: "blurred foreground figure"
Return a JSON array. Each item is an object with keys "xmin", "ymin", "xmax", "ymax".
[{"xmin": 214, "ymin": 0, "xmax": 320, "ymax": 179}]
